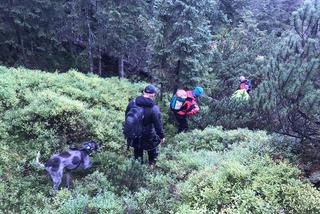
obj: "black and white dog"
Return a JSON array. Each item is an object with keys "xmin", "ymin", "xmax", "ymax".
[{"xmin": 36, "ymin": 141, "xmax": 99, "ymax": 192}]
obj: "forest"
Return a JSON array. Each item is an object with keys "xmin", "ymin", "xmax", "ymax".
[{"xmin": 0, "ymin": 0, "xmax": 320, "ymax": 213}]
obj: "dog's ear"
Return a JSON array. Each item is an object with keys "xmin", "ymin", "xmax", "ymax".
[
  {"xmin": 97, "ymin": 143, "xmax": 101, "ymax": 149},
  {"xmin": 89, "ymin": 140, "xmax": 99, "ymax": 150},
  {"xmin": 92, "ymin": 141, "xmax": 100, "ymax": 151},
  {"xmin": 81, "ymin": 142, "xmax": 90, "ymax": 150},
  {"xmin": 82, "ymin": 140, "xmax": 99, "ymax": 151}
]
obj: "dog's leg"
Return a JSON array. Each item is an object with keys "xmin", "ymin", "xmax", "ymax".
[
  {"xmin": 65, "ymin": 171, "xmax": 71, "ymax": 190},
  {"xmin": 50, "ymin": 171, "xmax": 63, "ymax": 193},
  {"xmin": 83, "ymin": 155, "xmax": 92, "ymax": 170}
]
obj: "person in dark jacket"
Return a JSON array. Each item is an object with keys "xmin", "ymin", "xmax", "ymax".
[{"xmin": 125, "ymin": 84, "xmax": 165, "ymax": 166}]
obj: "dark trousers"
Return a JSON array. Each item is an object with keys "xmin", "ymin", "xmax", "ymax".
[
  {"xmin": 174, "ymin": 113, "xmax": 188, "ymax": 133},
  {"xmin": 134, "ymin": 147, "xmax": 158, "ymax": 165}
]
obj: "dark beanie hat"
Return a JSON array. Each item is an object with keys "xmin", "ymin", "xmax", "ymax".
[{"xmin": 144, "ymin": 84, "xmax": 157, "ymax": 94}]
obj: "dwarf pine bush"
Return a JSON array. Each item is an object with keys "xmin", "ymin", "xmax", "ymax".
[
  {"xmin": 0, "ymin": 66, "xmax": 143, "ymax": 154},
  {"xmin": 177, "ymin": 151, "xmax": 320, "ymax": 213},
  {"xmin": 1, "ymin": 66, "xmax": 319, "ymax": 213}
]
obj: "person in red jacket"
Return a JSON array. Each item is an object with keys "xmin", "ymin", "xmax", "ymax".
[
  {"xmin": 239, "ymin": 75, "xmax": 252, "ymax": 95},
  {"xmin": 173, "ymin": 87, "xmax": 204, "ymax": 133}
]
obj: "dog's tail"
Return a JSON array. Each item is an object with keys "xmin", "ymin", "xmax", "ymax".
[{"xmin": 34, "ymin": 151, "xmax": 45, "ymax": 169}]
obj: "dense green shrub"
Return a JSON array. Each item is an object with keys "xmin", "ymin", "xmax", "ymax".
[
  {"xmin": 255, "ymin": 0, "xmax": 320, "ymax": 141},
  {"xmin": 177, "ymin": 153, "xmax": 320, "ymax": 213},
  {"xmin": 282, "ymin": 181, "xmax": 320, "ymax": 214},
  {"xmin": 174, "ymin": 126, "xmax": 269, "ymax": 151},
  {"xmin": 35, "ymin": 172, "xmax": 125, "ymax": 214},
  {"xmin": 158, "ymin": 127, "xmax": 320, "ymax": 214},
  {"xmin": 0, "ymin": 66, "xmax": 143, "ymax": 154},
  {"xmin": 0, "ymin": 66, "xmax": 144, "ymax": 212},
  {"xmin": 1, "ymin": 66, "xmax": 319, "ymax": 213},
  {"xmin": 189, "ymin": 96, "xmax": 260, "ymax": 130}
]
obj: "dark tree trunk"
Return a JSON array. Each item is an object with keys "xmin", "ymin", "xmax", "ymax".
[
  {"xmin": 86, "ymin": 11, "xmax": 94, "ymax": 74},
  {"xmin": 19, "ymin": 35, "xmax": 26, "ymax": 65},
  {"xmin": 118, "ymin": 55, "xmax": 124, "ymax": 78},
  {"xmin": 173, "ymin": 60, "xmax": 181, "ymax": 94},
  {"xmin": 98, "ymin": 46, "xmax": 102, "ymax": 76},
  {"xmin": 160, "ymin": 82, "xmax": 163, "ymax": 101}
]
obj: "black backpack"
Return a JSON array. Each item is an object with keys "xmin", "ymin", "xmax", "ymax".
[{"xmin": 123, "ymin": 101, "xmax": 144, "ymax": 147}]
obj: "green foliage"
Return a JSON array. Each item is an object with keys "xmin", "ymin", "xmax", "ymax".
[
  {"xmin": 1, "ymin": 67, "xmax": 319, "ymax": 213},
  {"xmin": 255, "ymin": 0, "xmax": 320, "ymax": 141},
  {"xmin": 250, "ymin": 0, "xmax": 302, "ymax": 33},
  {"xmin": 0, "ymin": 2, "xmax": 319, "ymax": 214},
  {"xmin": 174, "ymin": 126, "xmax": 268, "ymax": 151},
  {"xmin": 0, "ymin": 66, "xmax": 142, "ymax": 212},
  {"xmin": 150, "ymin": 0, "xmax": 216, "ymax": 89},
  {"xmin": 188, "ymin": 96, "xmax": 258, "ymax": 130},
  {"xmin": 0, "ymin": 0, "xmax": 79, "ymax": 71},
  {"xmin": 0, "ymin": 0, "xmax": 304, "ymax": 87},
  {"xmin": 177, "ymin": 150, "xmax": 320, "ymax": 213},
  {"xmin": 0, "ymin": 66, "xmax": 143, "ymax": 153},
  {"xmin": 282, "ymin": 181, "xmax": 320, "ymax": 214},
  {"xmin": 211, "ymin": 21, "xmax": 275, "ymax": 98},
  {"xmin": 157, "ymin": 127, "xmax": 270, "ymax": 181},
  {"xmin": 36, "ymin": 172, "xmax": 125, "ymax": 214}
]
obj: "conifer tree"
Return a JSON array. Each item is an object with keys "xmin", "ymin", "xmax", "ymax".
[
  {"xmin": 217, "ymin": 0, "xmax": 251, "ymax": 26},
  {"xmin": 61, "ymin": 0, "xmax": 150, "ymax": 76},
  {"xmin": 251, "ymin": 0, "xmax": 303, "ymax": 33},
  {"xmin": 0, "ymin": 0, "xmax": 65, "ymax": 70},
  {"xmin": 150, "ymin": 0, "xmax": 215, "ymax": 90},
  {"xmin": 101, "ymin": 0, "xmax": 150, "ymax": 78},
  {"xmin": 212, "ymin": 22, "xmax": 275, "ymax": 97},
  {"xmin": 256, "ymin": 0, "xmax": 320, "ymax": 141}
]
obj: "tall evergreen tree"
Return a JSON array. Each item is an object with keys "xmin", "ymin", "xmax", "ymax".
[
  {"xmin": 102, "ymin": 0, "xmax": 151, "ymax": 78},
  {"xmin": 150, "ymin": 0, "xmax": 215, "ymax": 90},
  {"xmin": 211, "ymin": 19, "xmax": 276, "ymax": 97},
  {"xmin": 60, "ymin": 0, "xmax": 151, "ymax": 76},
  {"xmin": 0, "ymin": 0, "xmax": 66, "ymax": 70},
  {"xmin": 256, "ymin": 0, "xmax": 320, "ymax": 141},
  {"xmin": 251, "ymin": 0, "xmax": 303, "ymax": 34},
  {"xmin": 217, "ymin": 0, "xmax": 251, "ymax": 26}
]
